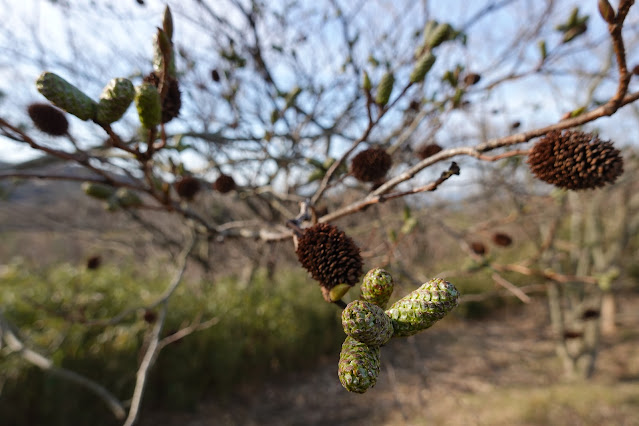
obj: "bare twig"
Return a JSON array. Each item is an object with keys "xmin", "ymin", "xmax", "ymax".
[
  {"xmin": 123, "ymin": 231, "xmax": 196, "ymax": 426},
  {"xmin": 491, "ymin": 272, "xmax": 531, "ymax": 304}
]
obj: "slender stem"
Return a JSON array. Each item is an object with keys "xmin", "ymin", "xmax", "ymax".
[{"xmin": 123, "ymin": 232, "xmax": 196, "ymax": 426}]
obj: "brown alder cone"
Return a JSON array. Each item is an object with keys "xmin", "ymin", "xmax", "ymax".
[
  {"xmin": 350, "ymin": 148, "xmax": 392, "ymax": 182},
  {"xmin": 175, "ymin": 176, "xmax": 201, "ymax": 200},
  {"xmin": 213, "ymin": 174, "xmax": 236, "ymax": 193},
  {"xmin": 295, "ymin": 223, "xmax": 363, "ymax": 299},
  {"xmin": 27, "ymin": 103, "xmax": 69, "ymax": 136},
  {"xmin": 527, "ymin": 130, "xmax": 623, "ymax": 190},
  {"xmin": 416, "ymin": 143, "xmax": 443, "ymax": 160},
  {"xmin": 143, "ymin": 71, "xmax": 181, "ymax": 123}
]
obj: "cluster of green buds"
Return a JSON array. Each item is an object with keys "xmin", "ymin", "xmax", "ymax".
[
  {"xmin": 34, "ymin": 7, "xmax": 176, "ymax": 131},
  {"xmin": 338, "ymin": 268, "xmax": 459, "ymax": 393},
  {"xmin": 82, "ymin": 182, "xmax": 142, "ymax": 211},
  {"xmin": 36, "ymin": 71, "xmax": 140, "ymax": 127}
]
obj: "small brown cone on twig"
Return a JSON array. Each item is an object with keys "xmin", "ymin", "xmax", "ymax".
[
  {"xmin": 213, "ymin": 174, "xmax": 236, "ymax": 193},
  {"xmin": 143, "ymin": 310, "xmax": 157, "ymax": 324},
  {"xmin": 463, "ymin": 73, "xmax": 481, "ymax": 86},
  {"xmin": 470, "ymin": 241, "xmax": 487, "ymax": 255},
  {"xmin": 416, "ymin": 143, "xmax": 443, "ymax": 160},
  {"xmin": 350, "ymin": 148, "xmax": 392, "ymax": 183},
  {"xmin": 27, "ymin": 103, "xmax": 69, "ymax": 136},
  {"xmin": 295, "ymin": 223, "xmax": 363, "ymax": 302},
  {"xmin": 175, "ymin": 176, "xmax": 201, "ymax": 200},
  {"xmin": 86, "ymin": 255, "xmax": 101, "ymax": 270},
  {"xmin": 527, "ymin": 130, "xmax": 623, "ymax": 190},
  {"xmin": 492, "ymin": 233, "xmax": 512, "ymax": 247},
  {"xmin": 143, "ymin": 71, "xmax": 181, "ymax": 123}
]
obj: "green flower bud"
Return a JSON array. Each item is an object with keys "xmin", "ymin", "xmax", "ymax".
[
  {"xmin": 410, "ymin": 53, "xmax": 436, "ymax": 83},
  {"xmin": 329, "ymin": 283, "xmax": 352, "ymax": 302},
  {"xmin": 115, "ymin": 188, "xmax": 142, "ymax": 208},
  {"xmin": 360, "ymin": 268, "xmax": 394, "ymax": 309},
  {"xmin": 538, "ymin": 40, "xmax": 548, "ymax": 61},
  {"xmin": 96, "ymin": 78, "xmax": 135, "ymax": 124},
  {"xmin": 386, "ymin": 278, "xmax": 459, "ymax": 337},
  {"xmin": 338, "ymin": 336, "xmax": 380, "ymax": 393},
  {"xmin": 36, "ymin": 72, "xmax": 97, "ymax": 121},
  {"xmin": 362, "ymin": 71, "xmax": 372, "ymax": 91},
  {"xmin": 426, "ymin": 23, "xmax": 453, "ymax": 49},
  {"xmin": 153, "ymin": 32, "xmax": 176, "ymax": 78},
  {"xmin": 375, "ymin": 72, "xmax": 394, "ymax": 107},
  {"xmin": 82, "ymin": 182, "xmax": 116, "ymax": 200},
  {"xmin": 134, "ymin": 83, "xmax": 162, "ymax": 129},
  {"xmin": 342, "ymin": 300, "xmax": 393, "ymax": 346}
]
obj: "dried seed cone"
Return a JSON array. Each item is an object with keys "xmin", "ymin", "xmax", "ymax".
[
  {"xmin": 416, "ymin": 143, "xmax": 442, "ymax": 160},
  {"xmin": 36, "ymin": 72, "xmax": 97, "ymax": 121},
  {"xmin": 492, "ymin": 232, "xmax": 513, "ymax": 247},
  {"xmin": 386, "ymin": 278, "xmax": 459, "ymax": 337},
  {"xmin": 213, "ymin": 174, "xmax": 236, "ymax": 193},
  {"xmin": 86, "ymin": 255, "xmax": 101, "ymax": 270},
  {"xmin": 96, "ymin": 78, "xmax": 135, "ymax": 124},
  {"xmin": 135, "ymin": 82, "xmax": 162, "ymax": 129},
  {"xmin": 175, "ymin": 176, "xmax": 201, "ymax": 200},
  {"xmin": 527, "ymin": 130, "xmax": 623, "ymax": 190},
  {"xmin": 338, "ymin": 336, "xmax": 380, "ymax": 394},
  {"xmin": 360, "ymin": 268, "xmax": 394, "ymax": 309},
  {"xmin": 143, "ymin": 72, "xmax": 181, "ymax": 123},
  {"xmin": 295, "ymin": 223, "xmax": 363, "ymax": 294},
  {"xmin": 470, "ymin": 241, "xmax": 487, "ymax": 255},
  {"xmin": 351, "ymin": 148, "xmax": 392, "ymax": 183},
  {"xmin": 27, "ymin": 103, "xmax": 69, "ymax": 136},
  {"xmin": 410, "ymin": 53, "xmax": 436, "ymax": 83},
  {"xmin": 375, "ymin": 72, "xmax": 395, "ymax": 106},
  {"xmin": 464, "ymin": 73, "xmax": 481, "ymax": 86},
  {"xmin": 342, "ymin": 300, "xmax": 393, "ymax": 346}
]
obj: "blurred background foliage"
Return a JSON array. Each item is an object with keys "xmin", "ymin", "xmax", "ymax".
[{"xmin": 0, "ymin": 263, "xmax": 342, "ymax": 425}]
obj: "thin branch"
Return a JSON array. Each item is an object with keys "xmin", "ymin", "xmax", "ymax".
[
  {"xmin": 491, "ymin": 272, "xmax": 531, "ymax": 304},
  {"xmin": 123, "ymin": 231, "xmax": 196, "ymax": 426}
]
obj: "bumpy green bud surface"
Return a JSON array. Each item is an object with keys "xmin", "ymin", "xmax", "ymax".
[
  {"xmin": 375, "ymin": 72, "xmax": 394, "ymax": 106},
  {"xmin": 36, "ymin": 72, "xmax": 97, "ymax": 121},
  {"xmin": 360, "ymin": 268, "xmax": 394, "ymax": 309},
  {"xmin": 386, "ymin": 278, "xmax": 459, "ymax": 337},
  {"xmin": 96, "ymin": 78, "xmax": 135, "ymax": 124},
  {"xmin": 410, "ymin": 53, "xmax": 436, "ymax": 83},
  {"xmin": 134, "ymin": 83, "xmax": 162, "ymax": 129},
  {"xmin": 82, "ymin": 182, "xmax": 116, "ymax": 200},
  {"xmin": 426, "ymin": 23, "xmax": 453, "ymax": 49},
  {"xmin": 115, "ymin": 188, "xmax": 142, "ymax": 208},
  {"xmin": 338, "ymin": 336, "xmax": 380, "ymax": 393},
  {"xmin": 342, "ymin": 300, "xmax": 393, "ymax": 346},
  {"xmin": 422, "ymin": 20, "xmax": 439, "ymax": 43}
]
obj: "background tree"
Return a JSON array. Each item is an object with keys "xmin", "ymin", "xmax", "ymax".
[{"xmin": 1, "ymin": 0, "xmax": 639, "ymax": 424}]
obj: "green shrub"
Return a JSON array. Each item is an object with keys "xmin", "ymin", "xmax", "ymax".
[{"xmin": 0, "ymin": 260, "xmax": 342, "ymax": 425}]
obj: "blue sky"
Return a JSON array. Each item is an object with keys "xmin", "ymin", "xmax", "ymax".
[{"xmin": 1, "ymin": 0, "xmax": 637, "ymax": 185}]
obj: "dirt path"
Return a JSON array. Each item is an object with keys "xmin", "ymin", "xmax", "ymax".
[{"xmin": 140, "ymin": 295, "xmax": 639, "ymax": 426}]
